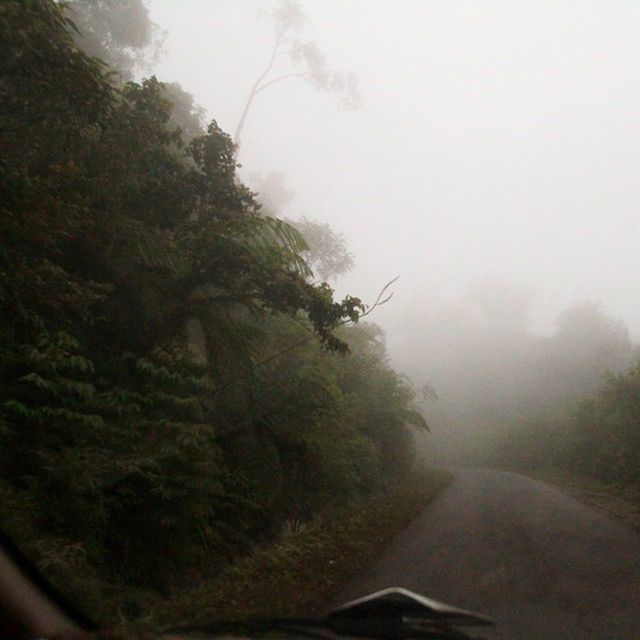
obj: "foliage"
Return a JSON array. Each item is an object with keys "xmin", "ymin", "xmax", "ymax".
[
  {"xmin": 162, "ymin": 81, "xmax": 207, "ymax": 142},
  {"xmin": 401, "ymin": 285, "xmax": 636, "ymax": 465},
  {"xmin": 570, "ymin": 364, "xmax": 640, "ymax": 485},
  {"xmin": 291, "ymin": 217, "xmax": 355, "ymax": 283},
  {"xmin": 248, "ymin": 176, "xmax": 354, "ymax": 282},
  {"xmin": 484, "ymin": 357, "xmax": 640, "ymax": 492},
  {"xmin": 0, "ymin": 0, "xmax": 426, "ymax": 628},
  {"xmin": 153, "ymin": 468, "xmax": 452, "ymax": 627},
  {"xmin": 65, "ymin": 0, "xmax": 165, "ymax": 80}
]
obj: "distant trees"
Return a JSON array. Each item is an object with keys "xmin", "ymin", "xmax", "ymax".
[
  {"xmin": 399, "ymin": 280, "xmax": 636, "ymax": 464},
  {"xmin": 163, "ymin": 81, "xmax": 207, "ymax": 142},
  {"xmin": 65, "ymin": 0, "xmax": 165, "ymax": 80},
  {"xmin": 438, "ymin": 297, "xmax": 640, "ymax": 478},
  {"xmin": 572, "ymin": 364, "xmax": 640, "ymax": 484},
  {"xmin": 522, "ymin": 301, "xmax": 634, "ymax": 413},
  {"xmin": 246, "ymin": 173, "xmax": 355, "ymax": 285},
  {"xmin": 487, "ymin": 357, "xmax": 640, "ymax": 486},
  {"xmin": 291, "ymin": 218, "xmax": 354, "ymax": 283}
]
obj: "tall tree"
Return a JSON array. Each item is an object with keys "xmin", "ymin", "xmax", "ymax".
[{"xmin": 233, "ymin": 0, "xmax": 360, "ymax": 159}]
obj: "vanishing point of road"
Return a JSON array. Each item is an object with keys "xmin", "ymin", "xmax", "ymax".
[{"xmin": 331, "ymin": 469, "xmax": 640, "ymax": 640}]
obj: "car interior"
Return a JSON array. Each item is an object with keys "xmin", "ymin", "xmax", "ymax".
[{"xmin": 0, "ymin": 530, "xmax": 93, "ymax": 640}]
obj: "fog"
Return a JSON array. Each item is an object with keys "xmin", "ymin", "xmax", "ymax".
[{"xmin": 147, "ymin": 0, "xmax": 640, "ymax": 459}]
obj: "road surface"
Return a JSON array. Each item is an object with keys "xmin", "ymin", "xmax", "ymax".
[{"xmin": 329, "ymin": 468, "xmax": 640, "ymax": 639}]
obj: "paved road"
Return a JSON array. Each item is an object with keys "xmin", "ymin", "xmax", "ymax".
[{"xmin": 329, "ymin": 469, "xmax": 640, "ymax": 640}]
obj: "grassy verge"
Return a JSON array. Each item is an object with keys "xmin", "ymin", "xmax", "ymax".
[
  {"xmin": 157, "ymin": 466, "xmax": 452, "ymax": 628},
  {"xmin": 511, "ymin": 467, "xmax": 639, "ymax": 500},
  {"xmin": 502, "ymin": 467, "xmax": 640, "ymax": 533}
]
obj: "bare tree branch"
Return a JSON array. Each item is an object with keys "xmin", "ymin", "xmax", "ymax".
[
  {"xmin": 224, "ymin": 276, "xmax": 401, "ymax": 377},
  {"xmin": 233, "ymin": 33, "xmax": 283, "ymax": 160},
  {"xmin": 232, "ymin": 0, "xmax": 359, "ymax": 162}
]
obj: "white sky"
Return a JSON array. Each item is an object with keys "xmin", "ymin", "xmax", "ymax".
[{"xmin": 146, "ymin": 0, "xmax": 640, "ymax": 355}]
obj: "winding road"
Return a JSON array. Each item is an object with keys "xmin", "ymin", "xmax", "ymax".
[{"xmin": 330, "ymin": 469, "xmax": 640, "ymax": 640}]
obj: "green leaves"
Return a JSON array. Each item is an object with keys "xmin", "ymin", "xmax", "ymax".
[{"xmin": 569, "ymin": 362, "xmax": 640, "ymax": 484}]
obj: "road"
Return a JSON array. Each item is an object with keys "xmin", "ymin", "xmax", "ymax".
[{"xmin": 329, "ymin": 468, "xmax": 640, "ymax": 640}]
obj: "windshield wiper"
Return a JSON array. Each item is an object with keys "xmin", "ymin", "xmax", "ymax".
[{"xmin": 176, "ymin": 587, "xmax": 495, "ymax": 640}]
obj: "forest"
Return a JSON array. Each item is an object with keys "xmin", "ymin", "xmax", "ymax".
[{"xmin": 0, "ymin": 0, "xmax": 428, "ymax": 624}]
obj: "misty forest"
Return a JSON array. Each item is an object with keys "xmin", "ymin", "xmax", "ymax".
[{"xmin": 2, "ymin": 0, "xmax": 640, "ymax": 632}]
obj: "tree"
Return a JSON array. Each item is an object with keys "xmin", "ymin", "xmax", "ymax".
[
  {"xmin": 65, "ymin": 0, "xmax": 165, "ymax": 80},
  {"xmin": 246, "ymin": 174, "xmax": 354, "ymax": 282},
  {"xmin": 291, "ymin": 217, "xmax": 354, "ymax": 282},
  {"xmin": 543, "ymin": 301, "xmax": 634, "ymax": 399},
  {"xmin": 572, "ymin": 363, "xmax": 640, "ymax": 484},
  {"xmin": 163, "ymin": 81, "xmax": 207, "ymax": 142},
  {"xmin": 233, "ymin": 0, "xmax": 360, "ymax": 159}
]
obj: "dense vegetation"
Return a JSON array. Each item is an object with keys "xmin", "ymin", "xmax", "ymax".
[
  {"xmin": 489, "ymin": 361, "xmax": 640, "ymax": 490},
  {"xmin": 412, "ymin": 288, "xmax": 640, "ymax": 493},
  {"xmin": 398, "ymin": 280, "xmax": 640, "ymax": 498},
  {"xmin": 0, "ymin": 0, "xmax": 428, "ymax": 624},
  {"xmin": 401, "ymin": 285, "xmax": 637, "ymax": 464}
]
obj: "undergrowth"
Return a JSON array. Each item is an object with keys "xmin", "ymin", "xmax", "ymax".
[{"xmin": 152, "ymin": 467, "xmax": 452, "ymax": 629}]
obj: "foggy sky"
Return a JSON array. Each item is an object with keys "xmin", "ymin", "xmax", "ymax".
[{"xmin": 146, "ymin": 0, "xmax": 640, "ymax": 360}]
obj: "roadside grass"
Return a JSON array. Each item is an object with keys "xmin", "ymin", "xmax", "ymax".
[
  {"xmin": 157, "ymin": 466, "xmax": 452, "ymax": 628},
  {"xmin": 499, "ymin": 466, "xmax": 640, "ymax": 533},
  {"xmin": 508, "ymin": 467, "xmax": 639, "ymax": 500}
]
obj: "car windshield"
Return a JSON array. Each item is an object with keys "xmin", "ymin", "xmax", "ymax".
[{"xmin": 3, "ymin": 2, "xmax": 640, "ymax": 639}]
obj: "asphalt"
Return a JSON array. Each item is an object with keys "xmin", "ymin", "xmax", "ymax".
[{"xmin": 329, "ymin": 468, "xmax": 640, "ymax": 640}]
